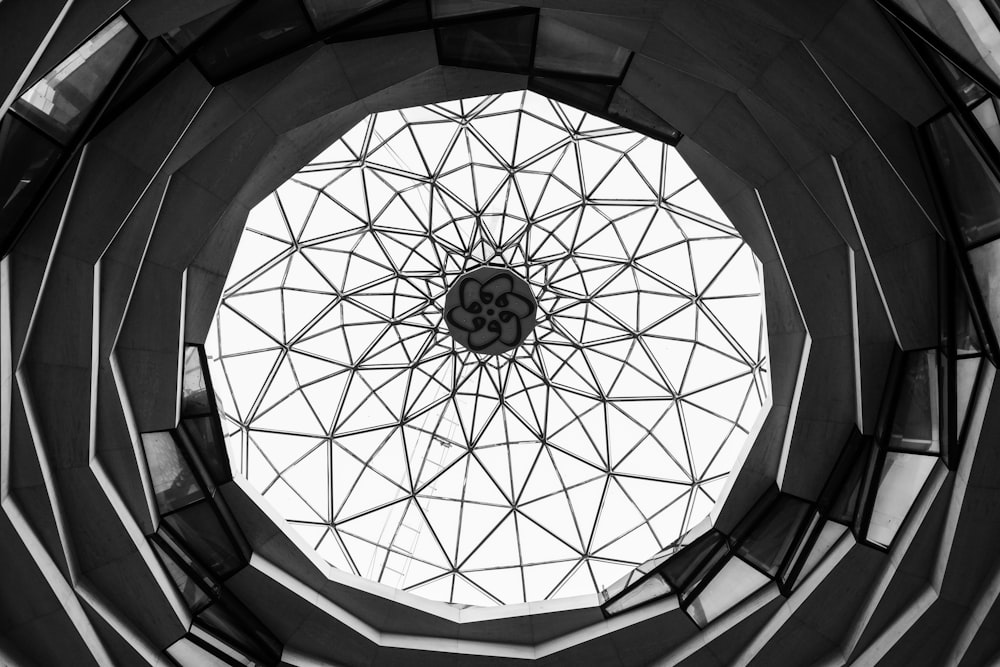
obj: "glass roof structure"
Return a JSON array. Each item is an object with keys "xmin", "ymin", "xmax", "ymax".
[{"xmin": 206, "ymin": 91, "xmax": 769, "ymax": 606}]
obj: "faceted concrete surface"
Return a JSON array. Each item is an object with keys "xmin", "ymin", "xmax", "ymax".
[{"xmin": 2, "ymin": 1, "xmax": 998, "ymax": 665}]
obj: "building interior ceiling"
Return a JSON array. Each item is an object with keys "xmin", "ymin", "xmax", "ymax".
[
  {"xmin": 207, "ymin": 89, "xmax": 770, "ymax": 607},
  {"xmin": 2, "ymin": 0, "xmax": 1000, "ymax": 665}
]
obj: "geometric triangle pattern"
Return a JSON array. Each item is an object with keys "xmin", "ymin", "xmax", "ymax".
[{"xmin": 206, "ymin": 91, "xmax": 768, "ymax": 606}]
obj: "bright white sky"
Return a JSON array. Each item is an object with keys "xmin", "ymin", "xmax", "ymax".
[{"xmin": 206, "ymin": 91, "xmax": 769, "ymax": 606}]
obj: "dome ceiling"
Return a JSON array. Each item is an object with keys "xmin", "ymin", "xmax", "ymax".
[
  {"xmin": 6, "ymin": 0, "xmax": 995, "ymax": 665},
  {"xmin": 208, "ymin": 91, "xmax": 767, "ymax": 605}
]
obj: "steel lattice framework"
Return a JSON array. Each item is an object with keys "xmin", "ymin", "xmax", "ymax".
[{"xmin": 207, "ymin": 91, "xmax": 769, "ymax": 606}]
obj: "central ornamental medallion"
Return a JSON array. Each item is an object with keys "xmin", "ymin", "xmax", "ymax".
[{"xmin": 445, "ymin": 267, "xmax": 537, "ymax": 355}]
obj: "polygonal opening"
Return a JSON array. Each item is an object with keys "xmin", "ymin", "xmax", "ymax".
[{"xmin": 206, "ymin": 90, "xmax": 770, "ymax": 606}]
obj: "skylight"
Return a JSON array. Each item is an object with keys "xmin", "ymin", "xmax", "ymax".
[{"xmin": 206, "ymin": 91, "xmax": 769, "ymax": 606}]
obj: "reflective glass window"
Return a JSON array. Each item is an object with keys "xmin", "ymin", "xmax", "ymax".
[
  {"xmin": 933, "ymin": 52, "xmax": 988, "ymax": 107},
  {"xmin": 603, "ymin": 548, "xmax": 672, "ymax": 603},
  {"xmin": 197, "ymin": 596, "xmax": 280, "ymax": 664},
  {"xmin": 141, "ymin": 431, "xmax": 205, "ymax": 513},
  {"xmin": 189, "ymin": 623, "xmax": 258, "ymax": 667},
  {"xmin": 152, "ymin": 540, "xmax": 212, "ymax": 612},
  {"xmin": 0, "ymin": 114, "xmax": 62, "ymax": 249},
  {"xmin": 431, "ymin": 0, "xmax": 506, "ymax": 20},
  {"xmin": 986, "ymin": 0, "xmax": 1000, "ymax": 29},
  {"xmin": 824, "ymin": 436, "xmax": 869, "ymax": 525},
  {"xmin": 193, "ymin": 0, "xmax": 315, "ymax": 83},
  {"xmin": 969, "ymin": 238, "xmax": 1000, "ymax": 344},
  {"xmin": 729, "ymin": 486, "xmax": 780, "ymax": 545},
  {"xmin": 326, "ymin": 0, "xmax": 429, "ymax": 39},
  {"xmin": 887, "ymin": 350, "xmax": 940, "ymax": 454},
  {"xmin": 437, "ymin": 14, "xmax": 535, "ymax": 72},
  {"xmin": 777, "ymin": 509, "xmax": 821, "ymax": 591},
  {"xmin": 162, "ymin": 501, "xmax": 244, "ymax": 578},
  {"xmin": 663, "ymin": 530, "xmax": 726, "ymax": 588},
  {"xmin": 662, "ymin": 530, "xmax": 727, "ymax": 590},
  {"xmin": 99, "ymin": 38, "xmax": 176, "ymax": 125},
  {"xmin": 796, "ymin": 520, "xmax": 847, "ymax": 583},
  {"xmin": 686, "ymin": 555, "xmax": 769, "ymax": 627},
  {"xmin": 163, "ymin": 3, "xmax": 241, "ymax": 54},
  {"xmin": 530, "ymin": 77, "xmax": 614, "ymax": 113},
  {"xmin": 951, "ymin": 275, "xmax": 984, "ymax": 356},
  {"xmin": 304, "ymin": 0, "xmax": 390, "ymax": 31},
  {"xmin": 972, "ymin": 98, "xmax": 1000, "ymax": 151},
  {"xmin": 533, "ymin": 16, "xmax": 630, "ymax": 79},
  {"xmin": 14, "ymin": 16, "xmax": 139, "ymax": 144},
  {"xmin": 956, "ymin": 356, "xmax": 982, "ymax": 435},
  {"xmin": 182, "ymin": 346, "xmax": 212, "ymax": 417},
  {"xmin": 165, "ymin": 637, "xmax": 233, "ymax": 667},
  {"xmin": 157, "ymin": 526, "xmax": 222, "ymax": 596},
  {"xmin": 867, "ymin": 452, "xmax": 937, "ymax": 548},
  {"xmin": 926, "ymin": 113, "xmax": 1000, "ymax": 246},
  {"xmin": 736, "ymin": 494, "xmax": 811, "ymax": 577},
  {"xmin": 181, "ymin": 416, "xmax": 231, "ymax": 485},
  {"xmin": 604, "ymin": 573, "xmax": 670, "ymax": 615}
]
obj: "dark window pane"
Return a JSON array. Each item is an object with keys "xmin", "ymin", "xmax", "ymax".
[
  {"xmin": 193, "ymin": 0, "xmax": 315, "ymax": 83},
  {"xmin": 926, "ymin": 113, "xmax": 1000, "ymax": 246},
  {"xmin": 197, "ymin": 595, "xmax": 280, "ymax": 664},
  {"xmin": 182, "ymin": 346, "xmax": 212, "ymax": 416},
  {"xmin": 886, "ymin": 349, "xmax": 940, "ymax": 454},
  {"xmin": 165, "ymin": 637, "xmax": 233, "ymax": 667},
  {"xmin": 533, "ymin": 17, "xmax": 629, "ymax": 79},
  {"xmin": 931, "ymin": 50, "xmax": 988, "ymax": 107},
  {"xmin": 607, "ymin": 88, "xmax": 681, "ymax": 145},
  {"xmin": 956, "ymin": 355, "xmax": 982, "ymax": 436},
  {"xmin": 163, "ymin": 3, "xmax": 241, "ymax": 54},
  {"xmin": 326, "ymin": 0, "xmax": 429, "ymax": 39},
  {"xmin": 14, "ymin": 16, "xmax": 139, "ymax": 144},
  {"xmin": 141, "ymin": 431, "xmax": 205, "ymax": 513},
  {"xmin": 630, "ymin": 547, "xmax": 673, "ymax": 580},
  {"xmin": 174, "ymin": 424, "xmax": 219, "ymax": 499},
  {"xmin": 431, "ymin": 0, "xmax": 507, "ymax": 20},
  {"xmin": 190, "ymin": 621, "xmax": 266, "ymax": 666},
  {"xmin": 777, "ymin": 508, "xmax": 821, "ymax": 591},
  {"xmin": 661, "ymin": 529, "xmax": 727, "ymax": 591},
  {"xmin": 866, "ymin": 452, "xmax": 936, "ymax": 548},
  {"xmin": 797, "ymin": 520, "xmax": 847, "ymax": 582},
  {"xmin": 687, "ymin": 555, "xmax": 769, "ymax": 627},
  {"xmin": 728, "ymin": 485, "xmax": 780, "ymax": 546},
  {"xmin": 100, "ymin": 38, "xmax": 177, "ymax": 124},
  {"xmin": 437, "ymin": 14, "xmax": 535, "ymax": 73},
  {"xmin": 984, "ymin": 0, "xmax": 1000, "ymax": 26},
  {"xmin": 736, "ymin": 493, "xmax": 811, "ymax": 577},
  {"xmin": 151, "ymin": 540, "xmax": 212, "ymax": 612},
  {"xmin": 163, "ymin": 501, "xmax": 244, "ymax": 578},
  {"xmin": 156, "ymin": 528, "xmax": 222, "ymax": 598},
  {"xmin": 679, "ymin": 547, "xmax": 730, "ymax": 603},
  {"xmin": 950, "ymin": 273, "xmax": 984, "ymax": 356},
  {"xmin": 604, "ymin": 573, "xmax": 670, "ymax": 615},
  {"xmin": 969, "ymin": 238, "xmax": 1000, "ymax": 345},
  {"xmin": 0, "ymin": 114, "xmax": 62, "ymax": 249},
  {"xmin": 530, "ymin": 77, "xmax": 613, "ymax": 114},
  {"xmin": 972, "ymin": 98, "xmax": 1000, "ymax": 152},
  {"xmin": 304, "ymin": 0, "xmax": 390, "ymax": 31},
  {"xmin": 603, "ymin": 548, "xmax": 673, "ymax": 603},
  {"xmin": 826, "ymin": 438, "xmax": 869, "ymax": 525},
  {"xmin": 181, "ymin": 416, "xmax": 232, "ymax": 484}
]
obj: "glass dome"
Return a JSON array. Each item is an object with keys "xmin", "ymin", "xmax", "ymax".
[{"xmin": 207, "ymin": 91, "xmax": 769, "ymax": 606}]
